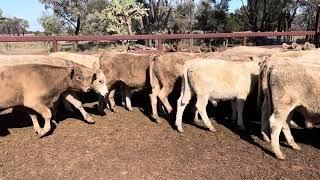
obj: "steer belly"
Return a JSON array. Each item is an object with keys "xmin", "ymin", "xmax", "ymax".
[
  {"xmin": 209, "ymin": 90, "xmax": 237, "ymax": 100},
  {"xmin": 0, "ymin": 81, "xmax": 24, "ymax": 108}
]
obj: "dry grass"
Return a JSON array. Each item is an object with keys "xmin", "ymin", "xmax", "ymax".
[
  {"xmin": 0, "ymin": 42, "xmax": 51, "ymax": 55},
  {"xmin": 0, "ymin": 41, "xmax": 127, "ymax": 55}
]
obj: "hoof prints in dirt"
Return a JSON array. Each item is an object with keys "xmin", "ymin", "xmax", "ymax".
[{"xmin": 0, "ymin": 107, "xmax": 320, "ymax": 179}]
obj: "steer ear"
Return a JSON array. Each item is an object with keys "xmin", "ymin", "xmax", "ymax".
[
  {"xmin": 67, "ymin": 63, "xmax": 82, "ymax": 79},
  {"xmin": 92, "ymin": 60, "xmax": 100, "ymax": 71},
  {"xmin": 150, "ymin": 52, "xmax": 162, "ymax": 61}
]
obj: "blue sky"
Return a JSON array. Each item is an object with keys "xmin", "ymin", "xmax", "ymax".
[
  {"xmin": 0, "ymin": 0, "xmax": 244, "ymax": 32},
  {"xmin": 0, "ymin": 0, "xmax": 47, "ymax": 31}
]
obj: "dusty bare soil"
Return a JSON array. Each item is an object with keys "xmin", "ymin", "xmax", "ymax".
[{"xmin": 0, "ymin": 93, "xmax": 319, "ymax": 179}]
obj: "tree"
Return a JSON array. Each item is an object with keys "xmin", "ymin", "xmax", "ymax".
[
  {"xmin": 140, "ymin": 0, "xmax": 173, "ymax": 34},
  {"xmin": 82, "ymin": 12, "xmax": 109, "ymax": 34},
  {"xmin": 168, "ymin": 0, "xmax": 195, "ymax": 33},
  {"xmin": 0, "ymin": 17, "xmax": 29, "ymax": 36},
  {"xmin": 99, "ymin": 0, "xmax": 148, "ymax": 35},
  {"xmin": 291, "ymin": 0, "xmax": 319, "ymax": 31},
  {"xmin": 38, "ymin": 13, "xmax": 64, "ymax": 35},
  {"xmin": 195, "ymin": 0, "xmax": 231, "ymax": 33},
  {"xmin": 0, "ymin": 9, "xmax": 5, "ymax": 22},
  {"xmin": 39, "ymin": 0, "xmax": 101, "ymax": 35},
  {"xmin": 238, "ymin": 0, "xmax": 301, "ymax": 32}
]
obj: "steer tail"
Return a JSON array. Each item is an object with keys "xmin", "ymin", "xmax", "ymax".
[
  {"xmin": 149, "ymin": 54, "xmax": 159, "ymax": 89},
  {"xmin": 181, "ymin": 64, "xmax": 192, "ymax": 105},
  {"xmin": 257, "ymin": 60, "xmax": 268, "ymax": 109},
  {"xmin": 266, "ymin": 64, "xmax": 274, "ymax": 112}
]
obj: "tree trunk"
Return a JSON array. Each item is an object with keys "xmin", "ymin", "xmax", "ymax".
[
  {"xmin": 259, "ymin": 0, "xmax": 268, "ymax": 32},
  {"xmin": 75, "ymin": 17, "xmax": 81, "ymax": 35},
  {"xmin": 127, "ymin": 18, "xmax": 133, "ymax": 35}
]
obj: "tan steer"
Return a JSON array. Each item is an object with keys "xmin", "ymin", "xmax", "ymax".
[
  {"xmin": 0, "ymin": 62, "xmax": 93, "ymax": 137},
  {"xmin": 176, "ymin": 59, "xmax": 260, "ymax": 132}
]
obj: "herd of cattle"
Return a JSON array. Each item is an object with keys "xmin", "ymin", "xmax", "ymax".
[{"xmin": 0, "ymin": 42, "xmax": 319, "ymax": 160}]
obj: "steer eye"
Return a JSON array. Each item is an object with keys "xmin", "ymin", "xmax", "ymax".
[
  {"xmin": 92, "ymin": 74, "xmax": 97, "ymax": 81},
  {"xmin": 76, "ymin": 76, "xmax": 83, "ymax": 81},
  {"xmin": 99, "ymin": 80, "xmax": 104, "ymax": 84}
]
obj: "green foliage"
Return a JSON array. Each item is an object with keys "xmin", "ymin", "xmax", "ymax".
[
  {"xmin": 0, "ymin": 16, "xmax": 29, "ymax": 35},
  {"xmin": 39, "ymin": 0, "xmax": 109, "ymax": 35},
  {"xmin": 141, "ymin": 0, "xmax": 173, "ymax": 33},
  {"xmin": 36, "ymin": 0, "xmax": 319, "ymax": 36},
  {"xmin": 38, "ymin": 13, "xmax": 64, "ymax": 35},
  {"xmin": 168, "ymin": 1, "xmax": 195, "ymax": 33},
  {"xmin": 235, "ymin": 0, "xmax": 301, "ymax": 32},
  {"xmin": 194, "ymin": 0, "xmax": 231, "ymax": 32},
  {"xmin": 82, "ymin": 12, "xmax": 108, "ymax": 35},
  {"xmin": 99, "ymin": 0, "xmax": 148, "ymax": 35}
]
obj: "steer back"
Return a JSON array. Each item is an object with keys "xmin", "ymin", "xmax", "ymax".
[
  {"xmin": 99, "ymin": 51, "xmax": 153, "ymax": 89},
  {"xmin": 151, "ymin": 52, "xmax": 201, "ymax": 89}
]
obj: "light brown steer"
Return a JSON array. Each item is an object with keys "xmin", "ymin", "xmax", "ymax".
[
  {"xmin": 0, "ymin": 62, "xmax": 93, "ymax": 137},
  {"xmin": 98, "ymin": 51, "xmax": 155, "ymax": 113},
  {"xmin": 149, "ymin": 52, "xmax": 201, "ymax": 122}
]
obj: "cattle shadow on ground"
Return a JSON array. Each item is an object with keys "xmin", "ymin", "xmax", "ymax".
[
  {"xmin": 0, "ymin": 107, "xmax": 57, "ymax": 137},
  {"xmin": 55, "ymin": 90, "xmax": 107, "ymax": 122},
  {"xmin": 290, "ymin": 126, "xmax": 320, "ymax": 150}
]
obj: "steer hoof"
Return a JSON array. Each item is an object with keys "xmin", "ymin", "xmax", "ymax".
[
  {"xmin": 194, "ymin": 117, "xmax": 201, "ymax": 124},
  {"xmin": 127, "ymin": 107, "xmax": 133, "ymax": 111},
  {"xmin": 291, "ymin": 144, "xmax": 301, "ymax": 151},
  {"xmin": 177, "ymin": 127, "xmax": 184, "ymax": 133},
  {"xmin": 37, "ymin": 130, "xmax": 48, "ymax": 138},
  {"xmin": 111, "ymin": 107, "xmax": 117, "ymax": 113},
  {"xmin": 275, "ymin": 153, "xmax": 286, "ymax": 160},
  {"xmin": 208, "ymin": 127, "xmax": 216, "ymax": 132},
  {"xmin": 261, "ymin": 132, "xmax": 271, "ymax": 142},
  {"xmin": 85, "ymin": 116, "xmax": 95, "ymax": 124},
  {"xmin": 155, "ymin": 118, "xmax": 162, "ymax": 123}
]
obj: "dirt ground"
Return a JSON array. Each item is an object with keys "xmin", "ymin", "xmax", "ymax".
[{"xmin": 0, "ymin": 91, "xmax": 319, "ymax": 180}]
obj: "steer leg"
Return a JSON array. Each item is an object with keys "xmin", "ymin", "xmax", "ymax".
[
  {"xmin": 282, "ymin": 122, "xmax": 301, "ymax": 150},
  {"xmin": 124, "ymin": 86, "xmax": 133, "ymax": 111},
  {"xmin": 196, "ymin": 95, "xmax": 216, "ymax": 132},
  {"xmin": 158, "ymin": 87, "xmax": 173, "ymax": 114},
  {"xmin": 63, "ymin": 97, "xmax": 74, "ymax": 113},
  {"xmin": 270, "ymin": 108, "xmax": 292, "ymax": 160},
  {"xmin": 108, "ymin": 89, "xmax": 116, "ymax": 112},
  {"xmin": 98, "ymin": 94, "xmax": 106, "ymax": 114},
  {"xmin": 28, "ymin": 104, "xmax": 52, "ymax": 138},
  {"xmin": 150, "ymin": 78, "xmax": 161, "ymax": 122},
  {"xmin": 231, "ymin": 101, "xmax": 237, "ymax": 122},
  {"xmin": 175, "ymin": 89, "xmax": 192, "ymax": 133},
  {"xmin": 193, "ymin": 109, "xmax": 200, "ymax": 123},
  {"xmin": 261, "ymin": 97, "xmax": 271, "ymax": 142},
  {"xmin": 64, "ymin": 93, "xmax": 95, "ymax": 124},
  {"xmin": 194, "ymin": 99, "xmax": 217, "ymax": 124},
  {"xmin": 120, "ymin": 84, "xmax": 126, "ymax": 107},
  {"xmin": 29, "ymin": 113, "xmax": 41, "ymax": 134},
  {"xmin": 236, "ymin": 99, "xmax": 246, "ymax": 131}
]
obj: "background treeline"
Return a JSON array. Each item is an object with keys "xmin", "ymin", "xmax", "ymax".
[
  {"xmin": 0, "ymin": 9, "xmax": 29, "ymax": 36},
  {"xmin": 0, "ymin": 0, "xmax": 319, "ymax": 36},
  {"xmin": 36, "ymin": 0, "xmax": 320, "ymax": 35}
]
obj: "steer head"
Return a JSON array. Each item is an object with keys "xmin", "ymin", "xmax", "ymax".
[
  {"xmin": 67, "ymin": 63, "xmax": 91, "ymax": 93},
  {"xmin": 91, "ymin": 68, "xmax": 109, "ymax": 97}
]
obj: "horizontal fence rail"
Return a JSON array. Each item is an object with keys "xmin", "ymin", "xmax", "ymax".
[{"xmin": 0, "ymin": 31, "xmax": 316, "ymax": 52}]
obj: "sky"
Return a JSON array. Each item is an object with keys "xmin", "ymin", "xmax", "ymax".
[{"xmin": 0, "ymin": 0, "xmax": 244, "ymax": 32}]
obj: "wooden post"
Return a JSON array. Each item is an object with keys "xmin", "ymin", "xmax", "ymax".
[
  {"xmin": 52, "ymin": 40, "xmax": 58, "ymax": 52},
  {"xmin": 243, "ymin": 36, "xmax": 247, "ymax": 46},
  {"xmin": 314, "ymin": 5, "xmax": 320, "ymax": 47},
  {"xmin": 158, "ymin": 39, "xmax": 163, "ymax": 50}
]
